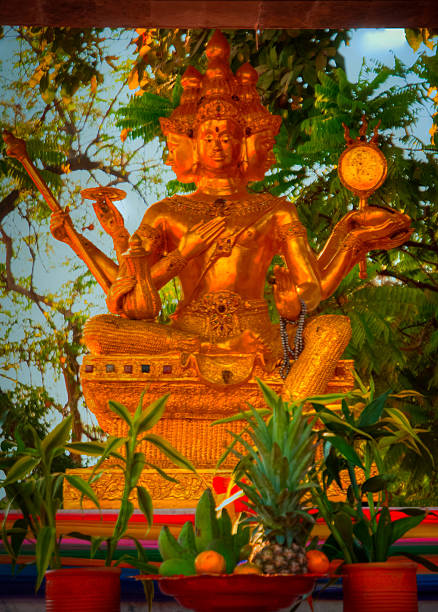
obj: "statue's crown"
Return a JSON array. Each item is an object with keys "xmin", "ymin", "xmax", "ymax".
[{"xmin": 160, "ymin": 30, "xmax": 281, "ymax": 138}]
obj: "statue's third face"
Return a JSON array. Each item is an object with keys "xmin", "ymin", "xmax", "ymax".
[
  {"xmin": 246, "ymin": 130, "xmax": 277, "ymax": 182},
  {"xmin": 165, "ymin": 132, "xmax": 194, "ymax": 183},
  {"xmin": 196, "ymin": 119, "xmax": 242, "ymax": 176}
]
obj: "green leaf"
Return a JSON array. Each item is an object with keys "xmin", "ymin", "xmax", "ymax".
[
  {"xmin": 211, "ymin": 408, "xmax": 270, "ymax": 425},
  {"xmin": 256, "ymin": 378, "xmax": 281, "ymax": 410},
  {"xmin": 10, "ymin": 518, "xmax": 28, "ymax": 560},
  {"xmin": 108, "ymin": 400, "xmax": 132, "ymax": 426},
  {"xmin": 134, "ymin": 393, "xmax": 170, "ymax": 435},
  {"xmin": 66, "ymin": 441, "xmax": 106, "ymax": 456},
  {"xmin": 326, "ymin": 436, "xmax": 364, "ymax": 468},
  {"xmin": 113, "ymin": 499, "xmax": 134, "ymax": 544},
  {"xmin": 145, "ymin": 462, "xmax": 179, "ymax": 483},
  {"xmin": 333, "ymin": 512, "xmax": 353, "ymax": 548},
  {"xmin": 341, "ymin": 399, "xmax": 352, "ymax": 423},
  {"xmin": 64, "ymin": 474, "xmax": 100, "ymax": 510},
  {"xmin": 353, "ymin": 518, "xmax": 372, "ymax": 561},
  {"xmin": 35, "ymin": 526, "xmax": 56, "ymax": 590},
  {"xmin": 403, "ymin": 552, "xmax": 438, "ymax": 573},
  {"xmin": 358, "ymin": 390, "xmax": 391, "ymax": 427},
  {"xmin": 129, "ymin": 452, "xmax": 146, "ymax": 489},
  {"xmin": 143, "ymin": 433, "xmax": 196, "ymax": 472},
  {"xmin": 374, "ymin": 507, "xmax": 393, "ymax": 561},
  {"xmin": 3, "ymin": 455, "xmax": 40, "ymax": 485},
  {"xmin": 361, "ymin": 476, "xmax": 387, "ymax": 494},
  {"xmin": 137, "ymin": 486, "xmax": 153, "ymax": 528},
  {"xmin": 391, "ymin": 513, "xmax": 425, "ymax": 544},
  {"xmin": 41, "ymin": 415, "xmax": 73, "ymax": 457},
  {"xmin": 90, "ymin": 536, "xmax": 105, "ymax": 558}
]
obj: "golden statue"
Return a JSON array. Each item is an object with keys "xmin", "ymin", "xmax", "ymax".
[{"xmin": 3, "ymin": 31, "xmax": 412, "ymax": 508}]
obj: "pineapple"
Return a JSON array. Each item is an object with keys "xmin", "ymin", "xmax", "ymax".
[{"xmin": 225, "ymin": 380, "xmax": 317, "ymax": 575}]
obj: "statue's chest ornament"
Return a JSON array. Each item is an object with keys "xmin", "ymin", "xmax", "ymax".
[{"xmin": 168, "ymin": 194, "xmax": 274, "ymax": 221}]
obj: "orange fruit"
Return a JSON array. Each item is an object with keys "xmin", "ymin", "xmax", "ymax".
[
  {"xmin": 195, "ymin": 550, "xmax": 227, "ymax": 574},
  {"xmin": 306, "ymin": 550, "xmax": 330, "ymax": 573},
  {"xmin": 233, "ymin": 562, "xmax": 262, "ymax": 575}
]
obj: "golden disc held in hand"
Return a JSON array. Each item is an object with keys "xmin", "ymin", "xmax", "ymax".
[
  {"xmin": 338, "ymin": 143, "xmax": 387, "ymax": 197},
  {"xmin": 81, "ymin": 186, "xmax": 127, "ymax": 202}
]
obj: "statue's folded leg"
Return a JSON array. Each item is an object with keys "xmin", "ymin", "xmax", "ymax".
[
  {"xmin": 82, "ymin": 314, "xmax": 201, "ymax": 355},
  {"xmin": 283, "ymin": 315, "xmax": 352, "ymax": 401}
]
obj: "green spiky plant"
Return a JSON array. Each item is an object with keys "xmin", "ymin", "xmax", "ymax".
[{"xmin": 214, "ymin": 379, "xmax": 332, "ymax": 575}]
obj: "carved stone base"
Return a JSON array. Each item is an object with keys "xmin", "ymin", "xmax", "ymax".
[
  {"xmin": 67, "ymin": 355, "xmax": 355, "ymax": 509},
  {"xmin": 63, "ymin": 468, "xmax": 231, "ymax": 510}
]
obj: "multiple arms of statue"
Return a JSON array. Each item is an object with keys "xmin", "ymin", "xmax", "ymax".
[
  {"xmin": 273, "ymin": 205, "xmax": 322, "ymax": 320},
  {"xmin": 317, "ymin": 206, "xmax": 412, "ymax": 299},
  {"xmin": 272, "ymin": 203, "xmax": 412, "ymax": 319},
  {"xmin": 105, "ymin": 217, "xmax": 226, "ymax": 317}
]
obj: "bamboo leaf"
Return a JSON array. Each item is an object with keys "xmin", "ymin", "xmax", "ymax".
[
  {"xmin": 108, "ymin": 400, "xmax": 132, "ymax": 426},
  {"xmin": 129, "ymin": 452, "xmax": 145, "ymax": 489},
  {"xmin": 35, "ymin": 526, "xmax": 56, "ymax": 591},
  {"xmin": 64, "ymin": 474, "xmax": 100, "ymax": 510},
  {"xmin": 41, "ymin": 415, "xmax": 72, "ymax": 457},
  {"xmin": 3, "ymin": 455, "xmax": 40, "ymax": 485},
  {"xmin": 90, "ymin": 536, "xmax": 105, "ymax": 558},
  {"xmin": 137, "ymin": 485, "xmax": 153, "ymax": 528},
  {"xmin": 66, "ymin": 441, "xmax": 106, "ymax": 456},
  {"xmin": 143, "ymin": 433, "xmax": 196, "ymax": 472},
  {"xmin": 134, "ymin": 393, "xmax": 169, "ymax": 434},
  {"xmin": 144, "ymin": 461, "xmax": 179, "ymax": 483}
]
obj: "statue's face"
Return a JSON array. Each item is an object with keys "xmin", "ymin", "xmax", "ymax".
[
  {"xmin": 165, "ymin": 132, "xmax": 195, "ymax": 183},
  {"xmin": 246, "ymin": 129, "xmax": 276, "ymax": 182},
  {"xmin": 196, "ymin": 119, "xmax": 242, "ymax": 176}
]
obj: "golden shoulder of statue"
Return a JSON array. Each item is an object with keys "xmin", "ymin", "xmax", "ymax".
[{"xmin": 338, "ymin": 142, "xmax": 387, "ymax": 197}]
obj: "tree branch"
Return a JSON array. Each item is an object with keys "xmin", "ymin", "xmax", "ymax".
[{"xmin": 376, "ymin": 270, "xmax": 438, "ymax": 292}]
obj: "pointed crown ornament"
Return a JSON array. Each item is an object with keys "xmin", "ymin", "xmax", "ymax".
[{"xmin": 160, "ymin": 30, "xmax": 281, "ymax": 138}]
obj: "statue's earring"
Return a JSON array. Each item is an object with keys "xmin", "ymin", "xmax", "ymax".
[
  {"xmin": 239, "ymin": 138, "xmax": 249, "ymax": 175},
  {"xmin": 192, "ymin": 140, "xmax": 200, "ymax": 175}
]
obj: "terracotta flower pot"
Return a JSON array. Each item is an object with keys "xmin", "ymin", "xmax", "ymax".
[
  {"xmin": 45, "ymin": 567, "xmax": 121, "ymax": 612},
  {"xmin": 343, "ymin": 561, "xmax": 418, "ymax": 612}
]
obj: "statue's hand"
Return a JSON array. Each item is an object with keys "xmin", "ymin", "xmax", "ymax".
[
  {"xmin": 272, "ymin": 265, "xmax": 301, "ymax": 321},
  {"xmin": 50, "ymin": 208, "xmax": 76, "ymax": 245},
  {"xmin": 92, "ymin": 195, "xmax": 126, "ymax": 237},
  {"xmin": 106, "ymin": 275, "xmax": 137, "ymax": 314},
  {"xmin": 2, "ymin": 131, "xmax": 28, "ymax": 162},
  {"xmin": 345, "ymin": 206, "xmax": 413, "ymax": 251},
  {"xmin": 179, "ymin": 217, "xmax": 226, "ymax": 260}
]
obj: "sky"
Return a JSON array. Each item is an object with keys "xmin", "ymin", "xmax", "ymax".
[{"xmin": 0, "ymin": 27, "xmax": 434, "ymax": 426}]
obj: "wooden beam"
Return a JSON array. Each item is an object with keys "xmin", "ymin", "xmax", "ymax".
[{"xmin": 0, "ymin": 0, "xmax": 437, "ymax": 29}]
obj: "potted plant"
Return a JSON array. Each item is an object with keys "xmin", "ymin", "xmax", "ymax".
[
  {"xmin": 310, "ymin": 380, "xmax": 437, "ymax": 612},
  {"xmin": 1, "ymin": 390, "xmax": 196, "ymax": 611}
]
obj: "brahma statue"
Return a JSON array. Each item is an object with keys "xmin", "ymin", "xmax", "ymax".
[{"xmin": 4, "ymin": 31, "xmax": 412, "ymax": 507}]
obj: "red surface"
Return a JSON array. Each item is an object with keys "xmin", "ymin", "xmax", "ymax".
[
  {"xmin": 45, "ymin": 567, "xmax": 121, "ymax": 612},
  {"xmin": 3, "ymin": 508, "xmax": 438, "ymax": 526},
  {"xmin": 137, "ymin": 573, "xmax": 318, "ymax": 612},
  {"xmin": 343, "ymin": 561, "xmax": 418, "ymax": 612}
]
